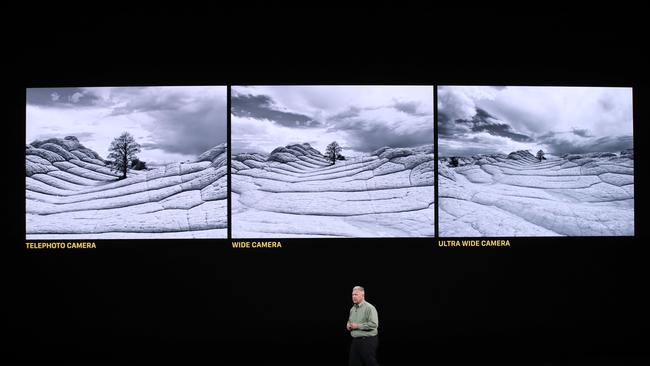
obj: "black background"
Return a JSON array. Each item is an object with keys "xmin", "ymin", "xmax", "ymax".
[{"xmin": 6, "ymin": 3, "xmax": 649, "ymax": 365}]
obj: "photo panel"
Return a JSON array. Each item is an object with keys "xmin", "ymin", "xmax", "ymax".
[
  {"xmin": 25, "ymin": 86, "xmax": 228, "ymax": 239},
  {"xmin": 437, "ymin": 86, "xmax": 634, "ymax": 237},
  {"xmin": 231, "ymin": 85, "xmax": 435, "ymax": 238}
]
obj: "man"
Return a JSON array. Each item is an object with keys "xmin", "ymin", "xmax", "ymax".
[{"xmin": 346, "ymin": 286, "xmax": 379, "ymax": 366}]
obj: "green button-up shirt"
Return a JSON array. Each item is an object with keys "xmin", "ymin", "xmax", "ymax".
[{"xmin": 348, "ymin": 300, "xmax": 378, "ymax": 337}]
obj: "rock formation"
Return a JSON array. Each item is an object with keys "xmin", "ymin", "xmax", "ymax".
[
  {"xmin": 26, "ymin": 137, "xmax": 227, "ymax": 238},
  {"xmin": 232, "ymin": 143, "xmax": 435, "ymax": 237},
  {"xmin": 439, "ymin": 150, "xmax": 634, "ymax": 236}
]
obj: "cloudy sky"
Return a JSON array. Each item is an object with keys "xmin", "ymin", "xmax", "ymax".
[
  {"xmin": 231, "ymin": 86, "xmax": 434, "ymax": 155},
  {"xmin": 438, "ymin": 86, "xmax": 633, "ymax": 157},
  {"xmin": 26, "ymin": 86, "xmax": 227, "ymax": 165}
]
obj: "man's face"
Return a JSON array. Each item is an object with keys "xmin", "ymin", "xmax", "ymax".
[{"xmin": 352, "ymin": 289, "xmax": 364, "ymax": 304}]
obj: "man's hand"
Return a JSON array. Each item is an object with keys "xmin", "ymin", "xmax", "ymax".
[
  {"xmin": 350, "ymin": 322, "xmax": 360, "ymax": 330},
  {"xmin": 346, "ymin": 321, "xmax": 352, "ymax": 331}
]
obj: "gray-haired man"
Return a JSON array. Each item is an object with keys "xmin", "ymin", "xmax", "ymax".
[{"xmin": 346, "ymin": 286, "xmax": 379, "ymax": 366}]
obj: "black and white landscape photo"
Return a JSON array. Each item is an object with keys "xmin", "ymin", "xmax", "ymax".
[
  {"xmin": 231, "ymin": 86, "xmax": 434, "ymax": 238},
  {"xmin": 26, "ymin": 86, "xmax": 228, "ymax": 239},
  {"xmin": 438, "ymin": 86, "xmax": 634, "ymax": 237}
]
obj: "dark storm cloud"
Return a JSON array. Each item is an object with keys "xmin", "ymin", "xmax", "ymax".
[
  {"xmin": 540, "ymin": 129, "xmax": 596, "ymax": 141},
  {"xmin": 26, "ymin": 88, "xmax": 100, "ymax": 107},
  {"xmin": 539, "ymin": 134, "xmax": 633, "ymax": 155},
  {"xmin": 231, "ymin": 94, "xmax": 321, "ymax": 128},
  {"xmin": 441, "ymin": 108, "xmax": 532, "ymax": 142},
  {"xmin": 537, "ymin": 131, "xmax": 555, "ymax": 140},
  {"xmin": 571, "ymin": 128, "xmax": 594, "ymax": 138},
  {"xmin": 232, "ymin": 86, "xmax": 434, "ymax": 155},
  {"xmin": 143, "ymin": 99, "xmax": 227, "ymax": 156},
  {"xmin": 329, "ymin": 101, "xmax": 430, "ymax": 123},
  {"xmin": 437, "ymin": 111, "xmax": 472, "ymax": 137},
  {"xmin": 589, "ymin": 135, "xmax": 633, "ymax": 153},
  {"xmin": 332, "ymin": 119, "xmax": 434, "ymax": 153},
  {"xmin": 329, "ymin": 106, "xmax": 361, "ymax": 120},
  {"xmin": 393, "ymin": 101, "xmax": 429, "ymax": 116},
  {"xmin": 481, "ymin": 105, "xmax": 546, "ymax": 135},
  {"xmin": 472, "ymin": 124, "xmax": 532, "ymax": 142},
  {"xmin": 468, "ymin": 108, "xmax": 532, "ymax": 142},
  {"xmin": 438, "ymin": 86, "xmax": 633, "ymax": 158}
]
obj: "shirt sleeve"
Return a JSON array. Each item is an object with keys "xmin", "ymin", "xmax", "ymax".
[{"xmin": 358, "ymin": 306, "xmax": 378, "ymax": 330}]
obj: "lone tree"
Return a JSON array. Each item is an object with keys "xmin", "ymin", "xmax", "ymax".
[
  {"xmin": 108, "ymin": 132, "xmax": 141, "ymax": 179},
  {"xmin": 449, "ymin": 156, "xmax": 459, "ymax": 167},
  {"xmin": 325, "ymin": 141, "xmax": 342, "ymax": 165},
  {"xmin": 536, "ymin": 150, "xmax": 546, "ymax": 162}
]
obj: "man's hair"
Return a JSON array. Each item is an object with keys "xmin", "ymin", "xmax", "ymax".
[{"xmin": 352, "ymin": 286, "xmax": 365, "ymax": 292}]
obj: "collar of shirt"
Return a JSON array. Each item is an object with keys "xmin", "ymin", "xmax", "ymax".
[{"xmin": 354, "ymin": 301, "xmax": 366, "ymax": 309}]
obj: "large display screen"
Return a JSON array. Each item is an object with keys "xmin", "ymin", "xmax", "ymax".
[
  {"xmin": 438, "ymin": 86, "xmax": 634, "ymax": 237},
  {"xmin": 231, "ymin": 85, "xmax": 434, "ymax": 238},
  {"xmin": 9, "ymin": 5, "xmax": 648, "ymax": 366},
  {"xmin": 26, "ymin": 86, "xmax": 228, "ymax": 239}
]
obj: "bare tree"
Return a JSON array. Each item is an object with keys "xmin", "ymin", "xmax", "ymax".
[
  {"xmin": 449, "ymin": 157, "xmax": 459, "ymax": 167},
  {"xmin": 325, "ymin": 141, "xmax": 342, "ymax": 165},
  {"xmin": 108, "ymin": 132, "xmax": 141, "ymax": 179},
  {"xmin": 536, "ymin": 150, "xmax": 546, "ymax": 162}
]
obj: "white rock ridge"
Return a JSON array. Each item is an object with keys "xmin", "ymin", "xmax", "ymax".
[
  {"xmin": 26, "ymin": 137, "xmax": 227, "ymax": 239},
  {"xmin": 232, "ymin": 143, "xmax": 435, "ymax": 237},
  {"xmin": 439, "ymin": 150, "xmax": 634, "ymax": 237}
]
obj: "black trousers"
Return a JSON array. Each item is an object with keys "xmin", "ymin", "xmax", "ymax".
[{"xmin": 349, "ymin": 336, "xmax": 379, "ymax": 366}]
